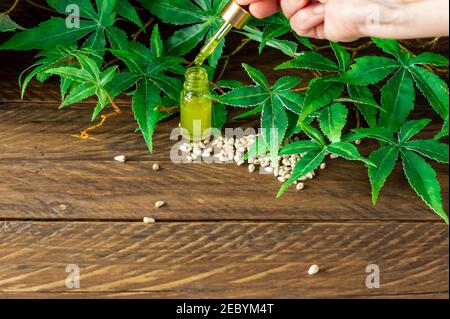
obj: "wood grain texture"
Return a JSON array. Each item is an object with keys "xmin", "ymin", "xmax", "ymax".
[
  {"xmin": 0, "ymin": 104, "xmax": 447, "ymax": 221},
  {"xmin": 0, "ymin": 221, "xmax": 448, "ymax": 298},
  {"xmin": 0, "ymin": 3, "xmax": 448, "ymax": 299},
  {"xmin": 0, "ymin": 159, "xmax": 447, "ymax": 221}
]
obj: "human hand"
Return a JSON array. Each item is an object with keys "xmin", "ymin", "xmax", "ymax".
[{"xmin": 236, "ymin": 0, "xmax": 450, "ymax": 42}]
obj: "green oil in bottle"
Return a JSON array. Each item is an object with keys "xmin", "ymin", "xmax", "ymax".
[{"xmin": 180, "ymin": 67, "xmax": 212, "ymax": 141}]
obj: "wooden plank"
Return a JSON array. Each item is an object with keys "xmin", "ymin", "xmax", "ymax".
[
  {"xmin": 0, "ymin": 159, "xmax": 447, "ymax": 221},
  {"xmin": 0, "ymin": 104, "xmax": 444, "ymax": 162},
  {"xmin": 0, "ymin": 221, "xmax": 448, "ymax": 298},
  {"xmin": 0, "ymin": 105, "xmax": 447, "ymax": 221}
]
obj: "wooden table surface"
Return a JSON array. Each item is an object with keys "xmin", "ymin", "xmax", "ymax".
[{"xmin": 0, "ymin": 3, "xmax": 448, "ymax": 298}]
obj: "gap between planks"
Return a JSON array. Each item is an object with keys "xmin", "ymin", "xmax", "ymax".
[{"xmin": 0, "ymin": 218, "xmax": 447, "ymax": 225}]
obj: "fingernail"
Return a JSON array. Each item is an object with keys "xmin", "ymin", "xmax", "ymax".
[{"xmin": 313, "ymin": 4, "xmax": 325, "ymax": 14}]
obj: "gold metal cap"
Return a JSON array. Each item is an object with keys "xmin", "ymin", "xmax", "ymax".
[{"xmin": 221, "ymin": 0, "xmax": 252, "ymax": 29}]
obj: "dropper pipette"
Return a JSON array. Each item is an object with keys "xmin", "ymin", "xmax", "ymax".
[{"xmin": 194, "ymin": 0, "xmax": 252, "ymax": 66}]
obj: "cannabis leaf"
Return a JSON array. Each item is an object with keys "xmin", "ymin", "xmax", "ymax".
[
  {"xmin": 19, "ymin": 45, "xmax": 81, "ymax": 98},
  {"xmin": 239, "ymin": 26, "xmax": 297, "ymax": 58},
  {"xmin": 44, "ymin": 52, "xmax": 118, "ymax": 109},
  {"xmin": 277, "ymin": 107, "xmax": 375, "ymax": 197},
  {"xmin": 115, "ymin": 0, "xmax": 144, "ymax": 30},
  {"xmin": 354, "ymin": 119, "xmax": 449, "ymax": 223},
  {"xmin": 434, "ymin": 115, "xmax": 449, "ymax": 140},
  {"xmin": 275, "ymin": 43, "xmax": 372, "ymax": 123},
  {"xmin": 1, "ymin": 0, "xmax": 130, "ymax": 51},
  {"xmin": 340, "ymin": 38, "xmax": 449, "ymax": 132},
  {"xmin": 212, "ymin": 63, "xmax": 303, "ymax": 153},
  {"xmin": 111, "ymin": 25, "xmax": 184, "ymax": 152},
  {"xmin": 141, "ymin": 0, "xmax": 228, "ymax": 68},
  {"xmin": 250, "ymin": 12, "xmax": 312, "ymax": 54}
]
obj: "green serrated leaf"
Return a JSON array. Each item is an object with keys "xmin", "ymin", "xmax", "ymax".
[
  {"xmin": 352, "ymin": 128, "xmax": 397, "ymax": 145},
  {"xmin": 347, "ymin": 85, "xmax": 378, "ymax": 128},
  {"xmin": 242, "ymin": 63, "xmax": 269, "ymax": 89},
  {"xmin": 106, "ymin": 25, "xmax": 129, "ymax": 50},
  {"xmin": 132, "ymin": 79, "xmax": 162, "ymax": 153},
  {"xmin": 300, "ymin": 122, "xmax": 326, "ymax": 147},
  {"xmin": 301, "ymin": 78, "xmax": 344, "ymax": 120},
  {"xmin": 100, "ymin": 66, "xmax": 118, "ymax": 86},
  {"xmin": 149, "ymin": 24, "xmax": 163, "ymax": 58},
  {"xmin": 398, "ymin": 119, "xmax": 431, "ymax": 143},
  {"xmin": 141, "ymin": 0, "xmax": 207, "ymax": 25},
  {"xmin": 277, "ymin": 148, "xmax": 327, "ymax": 197},
  {"xmin": 216, "ymin": 80, "xmax": 243, "ymax": 90},
  {"xmin": 275, "ymin": 91, "xmax": 303, "ymax": 115},
  {"xmin": 319, "ymin": 103, "xmax": 348, "ymax": 143},
  {"xmin": 434, "ymin": 116, "xmax": 449, "ymax": 140},
  {"xmin": 372, "ymin": 38, "xmax": 410, "ymax": 63},
  {"xmin": 74, "ymin": 53, "xmax": 100, "ymax": 80},
  {"xmin": 61, "ymin": 82, "xmax": 96, "ymax": 108},
  {"xmin": 193, "ymin": 0, "xmax": 212, "ymax": 11},
  {"xmin": 403, "ymin": 140, "xmax": 449, "ymax": 164},
  {"xmin": 214, "ymin": 86, "xmax": 269, "ymax": 107},
  {"xmin": 239, "ymin": 26, "xmax": 297, "ymax": 57},
  {"xmin": 327, "ymin": 142, "xmax": 376, "ymax": 167},
  {"xmin": 409, "ymin": 65, "xmax": 449, "ymax": 119},
  {"xmin": 379, "ymin": 68, "xmax": 415, "ymax": 133},
  {"xmin": 279, "ymin": 140, "xmax": 322, "ymax": 156},
  {"xmin": 233, "ymin": 105, "xmax": 263, "ymax": 120},
  {"xmin": 115, "ymin": 0, "xmax": 144, "ymax": 29},
  {"xmin": 60, "ymin": 77, "xmax": 71, "ymax": 99},
  {"xmin": 285, "ymin": 110, "xmax": 301, "ymax": 138},
  {"xmin": 401, "ymin": 149, "xmax": 448, "ymax": 223},
  {"xmin": 411, "ymin": 52, "xmax": 449, "ymax": 67},
  {"xmin": 339, "ymin": 56, "xmax": 399, "ymax": 85},
  {"xmin": 276, "ymin": 52, "xmax": 340, "ymax": 72},
  {"xmin": 48, "ymin": 0, "xmax": 97, "ymax": 19},
  {"xmin": 0, "ymin": 18, "xmax": 96, "ymax": 50},
  {"xmin": 272, "ymin": 76, "xmax": 302, "ymax": 92},
  {"xmin": 369, "ymin": 146, "xmax": 399, "ymax": 205},
  {"xmin": 165, "ymin": 23, "xmax": 209, "ymax": 56},
  {"xmin": 150, "ymin": 74, "xmax": 182, "ymax": 101},
  {"xmin": 45, "ymin": 66, "xmax": 93, "ymax": 83},
  {"xmin": 110, "ymin": 49, "xmax": 144, "ymax": 73},
  {"xmin": 261, "ymin": 96, "xmax": 288, "ymax": 153},
  {"xmin": 330, "ymin": 42, "xmax": 351, "ymax": 71},
  {"xmin": 259, "ymin": 24, "xmax": 290, "ymax": 54}
]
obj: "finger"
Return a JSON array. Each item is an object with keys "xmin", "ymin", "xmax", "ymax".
[
  {"xmin": 249, "ymin": 0, "xmax": 279, "ymax": 18},
  {"xmin": 290, "ymin": 3, "xmax": 325, "ymax": 35},
  {"xmin": 280, "ymin": 0, "xmax": 309, "ymax": 19},
  {"xmin": 291, "ymin": 24, "xmax": 326, "ymax": 39},
  {"xmin": 236, "ymin": 0, "xmax": 262, "ymax": 5}
]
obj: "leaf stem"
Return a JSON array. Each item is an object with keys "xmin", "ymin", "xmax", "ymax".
[
  {"xmin": 217, "ymin": 38, "xmax": 252, "ymax": 80},
  {"xmin": 72, "ymin": 111, "xmax": 133, "ymax": 140},
  {"xmin": 209, "ymin": 80, "xmax": 225, "ymax": 95},
  {"xmin": 5, "ymin": 0, "xmax": 20, "ymax": 15},
  {"xmin": 131, "ymin": 17, "xmax": 155, "ymax": 41},
  {"xmin": 155, "ymin": 105, "xmax": 179, "ymax": 113},
  {"xmin": 25, "ymin": 0, "xmax": 57, "ymax": 13},
  {"xmin": 106, "ymin": 91, "xmax": 121, "ymax": 113}
]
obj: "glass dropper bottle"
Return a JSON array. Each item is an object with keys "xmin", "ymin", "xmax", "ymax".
[{"xmin": 194, "ymin": 0, "xmax": 252, "ymax": 66}]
